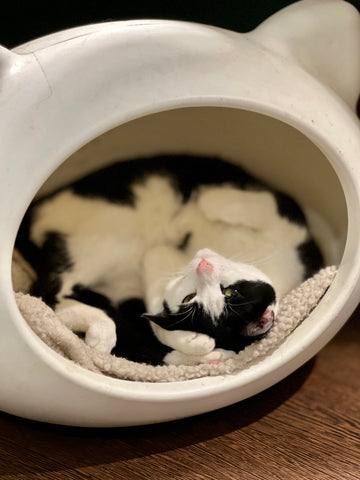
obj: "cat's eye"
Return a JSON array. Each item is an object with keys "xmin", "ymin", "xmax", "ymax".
[
  {"xmin": 224, "ymin": 287, "xmax": 235, "ymax": 297},
  {"xmin": 223, "ymin": 286, "xmax": 243, "ymax": 298},
  {"xmin": 182, "ymin": 292, "xmax": 196, "ymax": 303}
]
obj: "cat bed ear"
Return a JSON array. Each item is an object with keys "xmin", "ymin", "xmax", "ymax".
[
  {"xmin": 12, "ymin": 249, "xmax": 337, "ymax": 382},
  {"xmin": 250, "ymin": 0, "xmax": 360, "ymax": 110},
  {"xmin": 197, "ymin": 187, "xmax": 277, "ymax": 229}
]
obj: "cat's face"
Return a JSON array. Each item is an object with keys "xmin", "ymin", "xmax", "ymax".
[{"xmin": 145, "ymin": 249, "xmax": 277, "ymax": 352}]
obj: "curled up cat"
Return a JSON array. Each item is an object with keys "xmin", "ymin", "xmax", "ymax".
[{"xmin": 16, "ymin": 155, "xmax": 324, "ymax": 366}]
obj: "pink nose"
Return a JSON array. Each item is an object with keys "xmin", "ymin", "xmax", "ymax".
[{"xmin": 196, "ymin": 258, "xmax": 214, "ymax": 274}]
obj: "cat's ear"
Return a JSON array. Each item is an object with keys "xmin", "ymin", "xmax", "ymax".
[{"xmin": 141, "ymin": 311, "xmax": 169, "ymax": 329}]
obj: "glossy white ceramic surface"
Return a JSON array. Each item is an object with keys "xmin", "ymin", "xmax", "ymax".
[{"xmin": 0, "ymin": 0, "xmax": 360, "ymax": 426}]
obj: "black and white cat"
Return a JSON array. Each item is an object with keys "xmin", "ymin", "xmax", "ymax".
[{"xmin": 16, "ymin": 154, "xmax": 323, "ymax": 366}]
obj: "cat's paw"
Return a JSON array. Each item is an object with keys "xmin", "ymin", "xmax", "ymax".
[
  {"xmin": 151, "ymin": 323, "xmax": 216, "ymax": 355},
  {"xmin": 164, "ymin": 347, "xmax": 236, "ymax": 366},
  {"xmin": 168, "ymin": 330, "xmax": 216, "ymax": 355},
  {"xmin": 203, "ymin": 348, "xmax": 236, "ymax": 365},
  {"xmin": 85, "ymin": 320, "xmax": 117, "ymax": 354}
]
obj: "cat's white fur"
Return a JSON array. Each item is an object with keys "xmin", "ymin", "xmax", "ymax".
[{"xmin": 30, "ymin": 175, "xmax": 308, "ymax": 363}]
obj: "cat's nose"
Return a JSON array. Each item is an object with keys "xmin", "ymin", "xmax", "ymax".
[{"xmin": 196, "ymin": 258, "xmax": 214, "ymax": 275}]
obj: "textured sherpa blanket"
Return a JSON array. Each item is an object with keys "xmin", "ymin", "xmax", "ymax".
[{"xmin": 12, "ymin": 250, "xmax": 337, "ymax": 383}]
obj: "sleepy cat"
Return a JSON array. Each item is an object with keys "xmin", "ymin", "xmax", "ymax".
[{"xmin": 16, "ymin": 154, "xmax": 324, "ymax": 366}]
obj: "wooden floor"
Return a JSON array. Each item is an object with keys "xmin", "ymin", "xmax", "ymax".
[{"xmin": 0, "ymin": 309, "xmax": 359, "ymax": 480}]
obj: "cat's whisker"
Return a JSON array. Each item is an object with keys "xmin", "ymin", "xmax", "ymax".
[
  {"xmin": 252, "ymin": 255, "xmax": 280, "ymax": 268},
  {"xmin": 227, "ymin": 304, "xmax": 237, "ymax": 316},
  {"xmin": 228, "ymin": 304, "xmax": 244, "ymax": 316},
  {"xmin": 166, "ymin": 308, "xmax": 195, "ymax": 328},
  {"xmin": 228, "ymin": 299, "xmax": 258, "ymax": 307},
  {"xmin": 229, "ymin": 248, "xmax": 283, "ymax": 267},
  {"xmin": 168, "ymin": 306, "xmax": 193, "ymax": 316},
  {"xmin": 154, "ymin": 271, "xmax": 181, "ymax": 283}
]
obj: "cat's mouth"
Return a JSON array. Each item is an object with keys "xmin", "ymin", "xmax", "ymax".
[{"xmin": 242, "ymin": 307, "xmax": 275, "ymax": 337}]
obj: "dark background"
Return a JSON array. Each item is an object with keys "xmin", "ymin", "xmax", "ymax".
[{"xmin": 1, "ymin": 0, "xmax": 360, "ymax": 49}]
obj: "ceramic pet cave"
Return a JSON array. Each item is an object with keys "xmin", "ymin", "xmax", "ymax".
[{"xmin": 1, "ymin": 0, "xmax": 360, "ymax": 426}]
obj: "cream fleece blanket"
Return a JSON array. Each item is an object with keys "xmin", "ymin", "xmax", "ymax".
[{"xmin": 12, "ymin": 250, "xmax": 337, "ymax": 383}]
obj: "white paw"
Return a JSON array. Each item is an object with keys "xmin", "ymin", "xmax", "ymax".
[
  {"xmin": 169, "ymin": 331, "xmax": 216, "ymax": 355},
  {"xmin": 85, "ymin": 320, "xmax": 117, "ymax": 354},
  {"xmin": 202, "ymin": 348, "xmax": 236, "ymax": 365},
  {"xmin": 151, "ymin": 323, "xmax": 216, "ymax": 355},
  {"xmin": 164, "ymin": 347, "xmax": 236, "ymax": 366}
]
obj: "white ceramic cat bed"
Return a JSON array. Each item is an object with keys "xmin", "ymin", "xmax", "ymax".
[{"xmin": 1, "ymin": 0, "xmax": 360, "ymax": 427}]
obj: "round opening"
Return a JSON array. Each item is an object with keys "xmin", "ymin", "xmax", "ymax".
[{"xmin": 11, "ymin": 105, "xmax": 350, "ymax": 426}]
